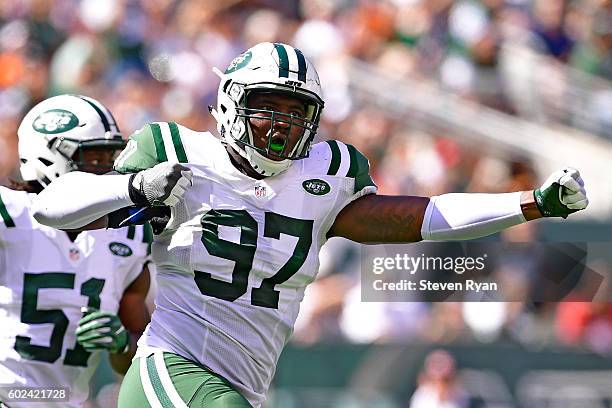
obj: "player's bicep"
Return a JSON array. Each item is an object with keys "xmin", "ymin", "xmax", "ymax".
[{"xmin": 327, "ymin": 194, "xmax": 430, "ymax": 244}]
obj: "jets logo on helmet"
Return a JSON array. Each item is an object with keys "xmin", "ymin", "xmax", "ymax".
[
  {"xmin": 16, "ymin": 94, "xmax": 125, "ymax": 188},
  {"xmin": 211, "ymin": 42, "xmax": 324, "ymax": 177},
  {"xmin": 225, "ymin": 50, "xmax": 253, "ymax": 74},
  {"xmin": 32, "ymin": 109, "xmax": 79, "ymax": 134}
]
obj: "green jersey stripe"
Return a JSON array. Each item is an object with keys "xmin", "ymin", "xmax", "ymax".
[
  {"xmin": 294, "ymin": 48, "xmax": 307, "ymax": 82},
  {"xmin": 127, "ymin": 225, "xmax": 136, "ymax": 240},
  {"xmin": 150, "ymin": 123, "xmax": 168, "ymax": 162},
  {"xmin": 274, "ymin": 43, "xmax": 290, "ymax": 78},
  {"xmin": 346, "ymin": 143, "xmax": 376, "ymax": 193},
  {"xmin": 346, "ymin": 144, "xmax": 358, "ymax": 178},
  {"xmin": 142, "ymin": 222, "xmax": 153, "ymax": 243},
  {"xmin": 146, "ymin": 355, "xmax": 175, "ymax": 408},
  {"xmin": 0, "ymin": 195, "xmax": 15, "ymax": 228},
  {"xmin": 326, "ymin": 140, "xmax": 341, "ymax": 176},
  {"xmin": 143, "ymin": 222, "xmax": 153, "ymax": 255},
  {"xmin": 168, "ymin": 122, "xmax": 188, "ymax": 163}
]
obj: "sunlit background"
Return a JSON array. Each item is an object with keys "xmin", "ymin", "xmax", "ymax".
[{"xmin": 1, "ymin": 0, "xmax": 612, "ymax": 406}]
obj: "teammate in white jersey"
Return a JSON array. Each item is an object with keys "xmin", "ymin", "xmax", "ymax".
[
  {"xmin": 32, "ymin": 42, "xmax": 589, "ymax": 408},
  {"xmin": 0, "ymin": 95, "xmax": 151, "ymax": 407}
]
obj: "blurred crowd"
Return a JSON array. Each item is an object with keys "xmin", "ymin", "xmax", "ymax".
[{"xmin": 1, "ymin": 0, "xmax": 612, "ymax": 369}]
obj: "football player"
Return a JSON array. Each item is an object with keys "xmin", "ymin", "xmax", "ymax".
[
  {"xmin": 32, "ymin": 43, "xmax": 588, "ymax": 408},
  {"xmin": 0, "ymin": 95, "xmax": 151, "ymax": 407}
]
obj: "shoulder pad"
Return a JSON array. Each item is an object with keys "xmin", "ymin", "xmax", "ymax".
[
  {"xmin": 114, "ymin": 122, "xmax": 189, "ymax": 173},
  {"xmin": 308, "ymin": 140, "xmax": 376, "ymax": 193}
]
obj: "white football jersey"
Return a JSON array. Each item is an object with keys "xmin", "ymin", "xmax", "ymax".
[
  {"xmin": 116, "ymin": 122, "xmax": 377, "ymax": 407},
  {"xmin": 0, "ymin": 186, "xmax": 150, "ymax": 407}
]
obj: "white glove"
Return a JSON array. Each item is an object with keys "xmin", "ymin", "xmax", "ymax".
[
  {"xmin": 534, "ymin": 167, "xmax": 588, "ymax": 218},
  {"xmin": 130, "ymin": 162, "xmax": 192, "ymax": 206}
]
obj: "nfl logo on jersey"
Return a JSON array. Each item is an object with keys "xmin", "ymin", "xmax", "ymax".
[
  {"xmin": 254, "ymin": 185, "xmax": 267, "ymax": 199},
  {"xmin": 69, "ymin": 248, "xmax": 80, "ymax": 261}
]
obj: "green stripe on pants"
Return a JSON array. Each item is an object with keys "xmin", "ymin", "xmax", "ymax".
[
  {"xmin": 146, "ymin": 355, "xmax": 176, "ymax": 407},
  {"xmin": 118, "ymin": 353, "xmax": 252, "ymax": 407}
]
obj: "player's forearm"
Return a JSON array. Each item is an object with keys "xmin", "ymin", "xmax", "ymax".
[
  {"xmin": 421, "ymin": 191, "xmax": 530, "ymax": 241},
  {"xmin": 330, "ymin": 192, "xmax": 533, "ymax": 243},
  {"xmin": 32, "ymin": 172, "xmax": 134, "ymax": 229}
]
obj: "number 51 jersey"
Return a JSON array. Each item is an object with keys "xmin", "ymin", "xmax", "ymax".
[
  {"xmin": 0, "ymin": 187, "xmax": 150, "ymax": 407},
  {"xmin": 114, "ymin": 122, "xmax": 377, "ymax": 407}
]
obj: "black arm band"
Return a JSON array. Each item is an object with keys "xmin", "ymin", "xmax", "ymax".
[{"xmin": 128, "ymin": 173, "xmax": 149, "ymax": 206}]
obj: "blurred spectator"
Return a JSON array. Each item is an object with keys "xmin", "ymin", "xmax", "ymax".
[
  {"xmin": 556, "ymin": 262, "xmax": 612, "ymax": 354},
  {"xmin": 571, "ymin": 7, "xmax": 612, "ymax": 81},
  {"xmin": 530, "ymin": 0, "xmax": 574, "ymax": 61},
  {"xmin": 409, "ymin": 349, "xmax": 469, "ymax": 408},
  {"xmin": 556, "ymin": 301, "xmax": 612, "ymax": 354}
]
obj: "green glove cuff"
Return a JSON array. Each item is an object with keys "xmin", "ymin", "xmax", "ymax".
[
  {"xmin": 115, "ymin": 329, "xmax": 130, "ymax": 354},
  {"xmin": 534, "ymin": 186, "xmax": 574, "ymax": 219}
]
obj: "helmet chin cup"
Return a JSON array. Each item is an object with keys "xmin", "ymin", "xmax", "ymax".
[{"xmin": 244, "ymin": 145, "xmax": 291, "ymax": 177}]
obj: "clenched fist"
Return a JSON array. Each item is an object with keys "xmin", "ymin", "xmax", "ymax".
[
  {"xmin": 534, "ymin": 167, "xmax": 588, "ymax": 218},
  {"xmin": 129, "ymin": 162, "xmax": 192, "ymax": 206}
]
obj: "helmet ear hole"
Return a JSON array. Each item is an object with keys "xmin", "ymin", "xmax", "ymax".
[{"xmin": 38, "ymin": 157, "xmax": 54, "ymax": 166}]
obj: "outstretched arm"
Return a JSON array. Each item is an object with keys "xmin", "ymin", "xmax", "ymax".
[
  {"xmin": 328, "ymin": 168, "xmax": 587, "ymax": 244},
  {"xmin": 32, "ymin": 163, "xmax": 192, "ymax": 230},
  {"xmin": 33, "ymin": 172, "xmax": 133, "ymax": 229}
]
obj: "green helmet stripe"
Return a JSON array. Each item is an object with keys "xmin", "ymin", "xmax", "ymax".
[
  {"xmin": 0, "ymin": 193, "xmax": 15, "ymax": 228},
  {"xmin": 150, "ymin": 123, "xmax": 168, "ymax": 162},
  {"xmin": 326, "ymin": 140, "xmax": 341, "ymax": 176},
  {"xmin": 168, "ymin": 122, "xmax": 188, "ymax": 163},
  {"xmin": 273, "ymin": 43, "xmax": 290, "ymax": 78},
  {"xmin": 75, "ymin": 95, "xmax": 111, "ymax": 133},
  {"xmin": 294, "ymin": 48, "xmax": 307, "ymax": 82}
]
